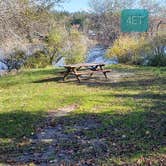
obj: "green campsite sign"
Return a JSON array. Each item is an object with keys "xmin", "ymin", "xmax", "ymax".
[{"xmin": 121, "ymin": 9, "xmax": 149, "ymax": 32}]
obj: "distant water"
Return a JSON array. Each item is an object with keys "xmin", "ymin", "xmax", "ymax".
[
  {"xmin": 86, "ymin": 45, "xmax": 117, "ymax": 64},
  {"xmin": 0, "ymin": 45, "xmax": 118, "ymax": 74},
  {"xmin": 0, "ymin": 49, "xmax": 7, "ymax": 74},
  {"xmin": 54, "ymin": 45, "xmax": 118, "ymax": 67}
]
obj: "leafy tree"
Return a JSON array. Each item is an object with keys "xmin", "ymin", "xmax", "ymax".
[
  {"xmin": 45, "ymin": 27, "xmax": 88, "ymax": 65},
  {"xmin": 45, "ymin": 27, "xmax": 67, "ymax": 64},
  {"xmin": 63, "ymin": 29, "xmax": 88, "ymax": 64}
]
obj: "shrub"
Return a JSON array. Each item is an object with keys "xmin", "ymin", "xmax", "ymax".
[
  {"xmin": 1, "ymin": 49, "xmax": 26, "ymax": 71},
  {"xmin": 107, "ymin": 33, "xmax": 166, "ymax": 66},
  {"xmin": 147, "ymin": 53, "xmax": 166, "ymax": 66},
  {"xmin": 106, "ymin": 35, "xmax": 151, "ymax": 64},
  {"xmin": 24, "ymin": 51, "xmax": 49, "ymax": 68},
  {"xmin": 64, "ymin": 29, "xmax": 88, "ymax": 64}
]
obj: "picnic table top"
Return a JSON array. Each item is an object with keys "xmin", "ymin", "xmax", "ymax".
[{"xmin": 64, "ymin": 63, "xmax": 105, "ymax": 68}]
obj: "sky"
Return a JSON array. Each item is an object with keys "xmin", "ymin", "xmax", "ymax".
[{"xmin": 57, "ymin": 0, "xmax": 90, "ymax": 13}]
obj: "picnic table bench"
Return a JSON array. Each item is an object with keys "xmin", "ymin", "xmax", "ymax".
[{"xmin": 60, "ymin": 63, "xmax": 111, "ymax": 82}]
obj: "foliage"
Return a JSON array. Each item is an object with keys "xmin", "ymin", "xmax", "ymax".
[
  {"xmin": 107, "ymin": 34, "xmax": 166, "ymax": 66},
  {"xmin": 63, "ymin": 29, "xmax": 88, "ymax": 64},
  {"xmin": 69, "ymin": 11, "xmax": 88, "ymax": 31},
  {"xmin": 147, "ymin": 53, "xmax": 166, "ymax": 66},
  {"xmin": 0, "ymin": 49, "xmax": 26, "ymax": 71},
  {"xmin": 88, "ymin": 0, "xmax": 166, "ymax": 45},
  {"xmin": 107, "ymin": 35, "xmax": 147, "ymax": 64},
  {"xmin": 147, "ymin": 33, "xmax": 166, "ymax": 66},
  {"xmin": 43, "ymin": 27, "xmax": 88, "ymax": 65},
  {"xmin": 151, "ymin": 33, "xmax": 166, "ymax": 55},
  {"xmin": 0, "ymin": 0, "xmax": 65, "ymax": 52},
  {"xmin": 45, "ymin": 27, "xmax": 67, "ymax": 64},
  {"xmin": 24, "ymin": 51, "xmax": 50, "ymax": 68},
  {"xmin": 0, "ymin": 27, "xmax": 88, "ymax": 71}
]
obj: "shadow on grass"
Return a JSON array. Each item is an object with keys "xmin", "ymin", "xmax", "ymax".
[
  {"xmin": 77, "ymin": 77, "xmax": 166, "ymax": 90},
  {"xmin": 1, "ymin": 67, "xmax": 165, "ymax": 164},
  {"xmin": 33, "ymin": 76, "xmax": 63, "ymax": 83},
  {"xmin": 0, "ymin": 109, "xmax": 165, "ymax": 165},
  {"xmin": 0, "ymin": 110, "xmax": 44, "ymax": 139},
  {"xmin": 0, "ymin": 68, "xmax": 62, "ymax": 88},
  {"xmin": 33, "ymin": 74, "xmax": 166, "ymax": 90},
  {"xmin": 0, "ymin": 110, "xmax": 45, "ymax": 163}
]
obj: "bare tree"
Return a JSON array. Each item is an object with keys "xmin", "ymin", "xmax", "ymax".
[
  {"xmin": 88, "ymin": 0, "xmax": 135, "ymax": 45},
  {"xmin": 88, "ymin": 0, "xmax": 166, "ymax": 45},
  {"xmin": 0, "ymin": 0, "xmax": 66, "ymax": 70},
  {"xmin": 0, "ymin": 0, "xmax": 65, "ymax": 52}
]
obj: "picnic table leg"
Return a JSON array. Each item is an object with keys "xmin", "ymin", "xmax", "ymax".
[
  {"xmin": 63, "ymin": 68, "xmax": 70, "ymax": 81},
  {"xmin": 74, "ymin": 74, "xmax": 81, "ymax": 83},
  {"xmin": 63, "ymin": 72, "xmax": 69, "ymax": 81},
  {"xmin": 72, "ymin": 68, "xmax": 81, "ymax": 83},
  {"xmin": 88, "ymin": 65, "xmax": 99, "ymax": 79},
  {"xmin": 103, "ymin": 71, "xmax": 108, "ymax": 79},
  {"xmin": 89, "ymin": 72, "xmax": 94, "ymax": 78},
  {"xmin": 99, "ymin": 65, "xmax": 108, "ymax": 79},
  {"xmin": 99, "ymin": 65, "xmax": 103, "ymax": 70}
]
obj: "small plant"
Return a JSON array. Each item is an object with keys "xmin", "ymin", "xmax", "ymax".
[{"xmin": 24, "ymin": 51, "xmax": 50, "ymax": 68}]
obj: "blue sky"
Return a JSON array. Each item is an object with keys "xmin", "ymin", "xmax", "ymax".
[{"xmin": 57, "ymin": 0, "xmax": 90, "ymax": 12}]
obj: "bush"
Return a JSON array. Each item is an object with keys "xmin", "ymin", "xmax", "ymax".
[
  {"xmin": 1, "ymin": 49, "xmax": 26, "ymax": 71},
  {"xmin": 107, "ymin": 34, "xmax": 166, "ymax": 66},
  {"xmin": 24, "ymin": 51, "xmax": 49, "ymax": 68},
  {"xmin": 64, "ymin": 29, "xmax": 88, "ymax": 64},
  {"xmin": 147, "ymin": 53, "xmax": 166, "ymax": 66},
  {"xmin": 107, "ymin": 35, "xmax": 151, "ymax": 64}
]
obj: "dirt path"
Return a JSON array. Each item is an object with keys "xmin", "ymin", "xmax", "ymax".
[{"xmin": 14, "ymin": 105, "xmax": 108, "ymax": 165}]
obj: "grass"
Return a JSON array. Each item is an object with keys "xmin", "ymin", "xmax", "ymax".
[{"xmin": 0, "ymin": 64, "xmax": 166, "ymax": 165}]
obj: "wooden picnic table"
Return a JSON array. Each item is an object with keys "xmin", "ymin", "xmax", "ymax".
[{"xmin": 62, "ymin": 63, "xmax": 111, "ymax": 82}]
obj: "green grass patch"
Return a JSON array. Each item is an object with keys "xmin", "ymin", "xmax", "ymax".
[{"xmin": 0, "ymin": 64, "xmax": 165, "ymax": 164}]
